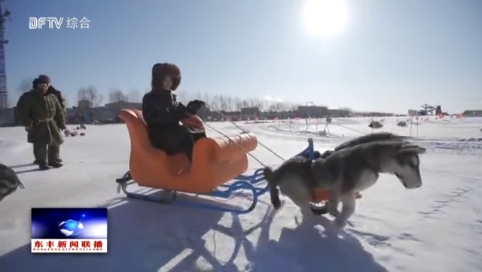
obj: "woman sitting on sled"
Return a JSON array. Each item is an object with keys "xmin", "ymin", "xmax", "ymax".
[{"xmin": 142, "ymin": 63, "xmax": 206, "ymax": 162}]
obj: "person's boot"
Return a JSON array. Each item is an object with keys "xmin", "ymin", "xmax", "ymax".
[
  {"xmin": 33, "ymin": 160, "xmax": 39, "ymax": 165},
  {"xmin": 48, "ymin": 160, "xmax": 63, "ymax": 168},
  {"xmin": 56, "ymin": 158, "xmax": 63, "ymax": 163},
  {"xmin": 38, "ymin": 162, "xmax": 50, "ymax": 171}
]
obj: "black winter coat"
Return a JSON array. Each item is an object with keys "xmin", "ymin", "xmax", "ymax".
[
  {"xmin": 142, "ymin": 90, "xmax": 196, "ymax": 154},
  {"xmin": 46, "ymin": 86, "xmax": 66, "ymax": 109}
]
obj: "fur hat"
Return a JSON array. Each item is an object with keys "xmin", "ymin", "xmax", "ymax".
[
  {"xmin": 151, "ymin": 63, "xmax": 181, "ymax": 91},
  {"xmin": 37, "ymin": 74, "xmax": 51, "ymax": 84},
  {"xmin": 32, "ymin": 78, "xmax": 41, "ymax": 88}
]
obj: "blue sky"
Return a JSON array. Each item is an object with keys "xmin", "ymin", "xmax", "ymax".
[{"xmin": 6, "ymin": 0, "xmax": 482, "ymax": 113}]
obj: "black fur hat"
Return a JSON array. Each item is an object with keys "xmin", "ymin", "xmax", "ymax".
[
  {"xmin": 32, "ymin": 78, "xmax": 41, "ymax": 88},
  {"xmin": 151, "ymin": 63, "xmax": 181, "ymax": 91},
  {"xmin": 37, "ymin": 74, "xmax": 51, "ymax": 84}
]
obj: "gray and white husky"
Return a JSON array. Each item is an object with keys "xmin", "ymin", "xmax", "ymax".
[
  {"xmin": 0, "ymin": 164, "xmax": 24, "ymax": 202},
  {"xmin": 263, "ymin": 133, "xmax": 426, "ymax": 228}
]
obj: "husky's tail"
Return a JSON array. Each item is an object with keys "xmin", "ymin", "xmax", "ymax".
[{"xmin": 263, "ymin": 166, "xmax": 282, "ymax": 210}]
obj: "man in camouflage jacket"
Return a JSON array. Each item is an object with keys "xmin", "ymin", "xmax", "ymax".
[
  {"xmin": 16, "ymin": 76, "xmax": 66, "ymax": 170},
  {"xmin": 41, "ymin": 75, "xmax": 66, "ymax": 162}
]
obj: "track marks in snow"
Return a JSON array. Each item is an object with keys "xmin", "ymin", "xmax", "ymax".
[
  {"xmin": 420, "ymin": 185, "xmax": 472, "ymax": 212},
  {"xmin": 417, "ymin": 174, "xmax": 479, "ymax": 221},
  {"xmin": 421, "ymin": 140, "xmax": 482, "ymax": 156},
  {"xmin": 348, "ymin": 228, "xmax": 422, "ymax": 249},
  {"xmin": 348, "ymin": 229, "xmax": 390, "ymax": 247}
]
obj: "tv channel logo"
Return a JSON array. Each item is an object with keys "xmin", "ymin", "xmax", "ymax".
[{"xmin": 31, "ymin": 207, "xmax": 108, "ymax": 253}]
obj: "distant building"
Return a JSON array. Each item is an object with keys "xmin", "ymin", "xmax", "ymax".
[
  {"xmin": 67, "ymin": 107, "xmax": 92, "ymax": 124},
  {"xmin": 77, "ymin": 99, "xmax": 91, "ymax": 108},
  {"xmin": 0, "ymin": 107, "xmax": 15, "ymax": 126},
  {"xmin": 327, "ymin": 108, "xmax": 350, "ymax": 117},
  {"xmin": 408, "ymin": 109, "xmax": 418, "ymax": 116},
  {"xmin": 462, "ymin": 110, "xmax": 482, "ymax": 117},
  {"xmin": 241, "ymin": 107, "xmax": 260, "ymax": 119},
  {"xmin": 241, "ymin": 107, "xmax": 260, "ymax": 115},
  {"xmin": 296, "ymin": 105, "xmax": 328, "ymax": 118},
  {"xmin": 92, "ymin": 107, "xmax": 117, "ymax": 123},
  {"xmin": 104, "ymin": 101, "xmax": 142, "ymax": 111}
]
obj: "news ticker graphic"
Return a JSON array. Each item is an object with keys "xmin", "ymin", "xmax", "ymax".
[{"xmin": 31, "ymin": 207, "xmax": 108, "ymax": 253}]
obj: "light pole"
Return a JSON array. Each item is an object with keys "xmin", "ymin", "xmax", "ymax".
[{"xmin": 0, "ymin": 1, "xmax": 10, "ymax": 109}]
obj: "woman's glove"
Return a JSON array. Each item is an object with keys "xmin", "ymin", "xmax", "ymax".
[{"xmin": 186, "ymin": 100, "xmax": 206, "ymax": 114}]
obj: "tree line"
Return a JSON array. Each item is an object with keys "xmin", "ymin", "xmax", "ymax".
[
  {"xmin": 16, "ymin": 77, "xmax": 444, "ymax": 115},
  {"xmin": 16, "ymin": 78, "xmax": 312, "ymax": 112},
  {"xmin": 75, "ymin": 87, "xmax": 304, "ymax": 112}
]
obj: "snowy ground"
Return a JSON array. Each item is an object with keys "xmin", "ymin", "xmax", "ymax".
[{"xmin": 0, "ymin": 116, "xmax": 482, "ymax": 272}]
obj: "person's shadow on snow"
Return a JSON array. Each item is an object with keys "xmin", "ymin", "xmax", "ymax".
[{"xmin": 246, "ymin": 210, "xmax": 388, "ymax": 272}]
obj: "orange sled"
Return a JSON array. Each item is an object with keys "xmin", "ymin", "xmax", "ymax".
[
  {"xmin": 115, "ymin": 110, "xmax": 360, "ymax": 214},
  {"xmin": 115, "ymin": 109, "xmax": 268, "ymax": 214}
]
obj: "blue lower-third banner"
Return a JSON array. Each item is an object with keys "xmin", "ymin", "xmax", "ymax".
[{"xmin": 31, "ymin": 207, "xmax": 108, "ymax": 253}]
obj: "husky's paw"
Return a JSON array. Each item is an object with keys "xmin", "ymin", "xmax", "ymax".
[
  {"xmin": 272, "ymin": 200, "xmax": 286, "ymax": 212},
  {"xmin": 321, "ymin": 221, "xmax": 343, "ymax": 237},
  {"xmin": 333, "ymin": 217, "xmax": 348, "ymax": 229}
]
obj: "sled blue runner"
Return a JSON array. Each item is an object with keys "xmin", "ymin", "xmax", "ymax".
[{"xmin": 115, "ymin": 139, "xmax": 316, "ymax": 214}]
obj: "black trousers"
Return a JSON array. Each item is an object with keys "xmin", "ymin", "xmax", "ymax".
[{"xmin": 149, "ymin": 126, "xmax": 206, "ymax": 162}]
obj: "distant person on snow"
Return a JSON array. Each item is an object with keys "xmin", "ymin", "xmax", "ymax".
[
  {"xmin": 16, "ymin": 76, "xmax": 66, "ymax": 170},
  {"xmin": 18, "ymin": 77, "xmax": 48, "ymax": 165},
  {"xmin": 142, "ymin": 63, "xmax": 206, "ymax": 162},
  {"xmin": 40, "ymin": 75, "xmax": 67, "ymax": 163},
  {"xmin": 45, "ymin": 85, "xmax": 66, "ymax": 113}
]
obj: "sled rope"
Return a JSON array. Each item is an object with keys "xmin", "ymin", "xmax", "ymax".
[
  {"xmin": 203, "ymin": 122, "xmax": 267, "ymax": 167},
  {"xmin": 205, "ymin": 103, "xmax": 286, "ymax": 163}
]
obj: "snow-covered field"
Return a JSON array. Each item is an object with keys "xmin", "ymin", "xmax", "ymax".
[{"xmin": 1, "ymin": 116, "xmax": 481, "ymax": 272}]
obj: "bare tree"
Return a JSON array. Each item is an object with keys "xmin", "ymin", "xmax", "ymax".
[
  {"xmin": 127, "ymin": 89, "xmax": 142, "ymax": 103},
  {"xmin": 219, "ymin": 95, "xmax": 230, "ymax": 111},
  {"xmin": 420, "ymin": 104, "xmax": 430, "ymax": 113},
  {"xmin": 202, "ymin": 93, "xmax": 214, "ymax": 109},
  {"xmin": 191, "ymin": 91, "xmax": 202, "ymax": 100},
  {"xmin": 77, "ymin": 86, "xmax": 103, "ymax": 108},
  {"xmin": 233, "ymin": 97, "xmax": 243, "ymax": 111},
  {"xmin": 225, "ymin": 95, "xmax": 234, "ymax": 111},
  {"xmin": 211, "ymin": 95, "xmax": 222, "ymax": 110},
  {"xmin": 108, "ymin": 89, "xmax": 128, "ymax": 103},
  {"xmin": 77, "ymin": 88, "xmax": 88, "ymax": 104}
]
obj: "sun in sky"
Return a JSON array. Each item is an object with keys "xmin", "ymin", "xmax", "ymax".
[{"xmin": 302, "ymin": 0, "xmax": 349, "ymax": 37}]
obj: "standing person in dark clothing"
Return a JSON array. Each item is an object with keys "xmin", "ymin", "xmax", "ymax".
[
  {"xmin": 38, "ymin": 75, "xmax": 66, "ymax": 112},
  {"xmin": 142, "ymin": 63, "xmax": 206, "ymax": 162},
  {"xmin": 46, "ymin": 86, "xmax": 66, "ymax": 111},
  {"xmin": 24, "ymin": 78, "xmax": 55, "ymax": 164},
  {"xmin": 16, "ymin": 76, "xmax": 66, "ymax": 170},
  {"xmin": 40, "ymin": 75, "xmax": 67, "ymax": 163},
  {"xmin": 30, "ymin": 78, "xmax": 42, "ymax": 164}
]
